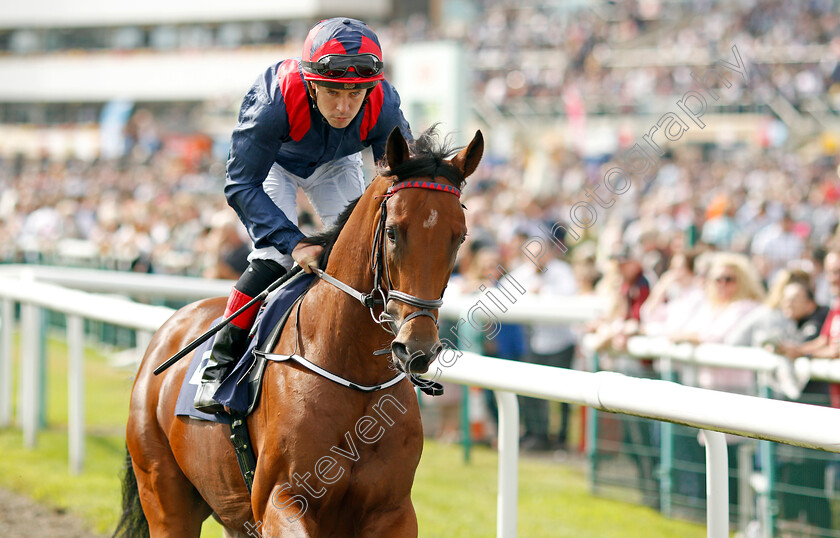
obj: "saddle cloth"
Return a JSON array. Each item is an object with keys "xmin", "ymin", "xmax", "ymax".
[{"xmin": 174, "ymin": 272, "xmax": 316, "ymax": 423}]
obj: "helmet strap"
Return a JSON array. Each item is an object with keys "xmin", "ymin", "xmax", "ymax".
[{"xmin": 307, "ymin": 82, "xmax": 319, "ymax": 109}]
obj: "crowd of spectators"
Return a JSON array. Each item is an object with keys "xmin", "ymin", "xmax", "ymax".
[
  {"xmin": 409, "ymin": 133, "xmax": 839, "ymax": 457},
  {"xmin": 2, "ymin": 113, "xmax": 838, "ymax": 319},
  {"xmin": 402, "ymin": 0, "xmax": 840, "ymax": 117},
  {"xmin": 3, "ymin": 1, "xmax": 838, "ymax": 126},
  {"xmin": 0, "ymin": 149, "xmax": 249, "ymax": 277}
]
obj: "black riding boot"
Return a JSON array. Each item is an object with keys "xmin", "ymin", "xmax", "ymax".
[
  {"xmin": 194, "ymin": 258, "xmax": 287, "ymax": 414},
  {"xmin": 194, "ymin": 323, "xmax": 252, "ymax": 413}
]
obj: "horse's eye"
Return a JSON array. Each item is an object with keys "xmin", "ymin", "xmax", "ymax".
[
  {"xmin": 460, "ymin": 233, "xmax": 468, "ymax": 245},
  {"xmin": 386, "ymin": 227, "xmax": 397, "ymax": 243}
]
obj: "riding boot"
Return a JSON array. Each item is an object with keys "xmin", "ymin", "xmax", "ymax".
[
  {"xmin": 194, "ymin": 258, "xmax": 287, "ymax": 414},
  {"xmin": 194, "ymin": 323, "xmax": 252, "ymax": 414}
]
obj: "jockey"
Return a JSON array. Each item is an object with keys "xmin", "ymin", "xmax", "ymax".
[{"xmin": 195, "ymin": 17, "xmax": 412, "ymax": 413}]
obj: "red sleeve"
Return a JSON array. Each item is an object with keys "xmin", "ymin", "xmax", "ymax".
[{"xmin": 360, "ymin": 84, "xmax": 384, "ymax": 141}]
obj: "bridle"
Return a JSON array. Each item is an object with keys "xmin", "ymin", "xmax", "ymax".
[
  {"xmin": 314, "ymin": 179, "xmax": 462, "ymax": 337},
  {"xmin": 308, "ymin": 179, "xmax": 460, "ymax": 396}
]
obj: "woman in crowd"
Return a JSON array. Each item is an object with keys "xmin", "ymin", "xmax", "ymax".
[
  {"xmin": 640, "ymin": 249, "xmax": 704, "ymax": 338},
  {"xmin": 670, "ymin": 252, "xmax": 765, "ymax": 393}
]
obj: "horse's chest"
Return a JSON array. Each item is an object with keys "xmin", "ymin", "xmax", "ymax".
[{"xmin": 274, "ymin": 395, "xmax": 423, "ymax": 500}]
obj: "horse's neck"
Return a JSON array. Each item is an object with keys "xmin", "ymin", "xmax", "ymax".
[{"xmin": 298, "ymin": 183, "xmax": 393, "ymax": 385}]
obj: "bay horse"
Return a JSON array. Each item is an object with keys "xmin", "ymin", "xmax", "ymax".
[{"xmin": 115, "ymin": 127, "xmax": 483, "ymax": 537}]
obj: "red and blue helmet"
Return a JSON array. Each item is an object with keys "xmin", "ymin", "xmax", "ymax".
[{"xmin": 301, "ymin": 18, "xmax": 385, "ymax": 90}]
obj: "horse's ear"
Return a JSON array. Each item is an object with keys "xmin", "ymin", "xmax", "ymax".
[
  {"xmin": 386, "ymin": 127, "xmax": 410, "ymax": 169},
  {"xmin": 450, "ymin": 130, "xmax": 484, "ymax": 179}
]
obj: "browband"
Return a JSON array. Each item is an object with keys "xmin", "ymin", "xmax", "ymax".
[{"xmin": 386, "ymin": 181, "xmax": 461, "ymax": 198}]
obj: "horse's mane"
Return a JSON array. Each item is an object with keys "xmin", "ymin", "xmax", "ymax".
[
  {"xmin": 302, "ymin": 126, "xmax": 466, "ymax": 268},
  {"xmin": 301, "ymin": 196, "xmax": 361, "ymax": 268}
]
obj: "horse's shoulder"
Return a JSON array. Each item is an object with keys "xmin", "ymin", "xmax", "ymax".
[
  {"xmin": 152, "ymin": 297, "xmax": 228, "ymax": 351},
  {"xmin": 172, "ymin": 296, "xmax": 227, "ymax": 322}
]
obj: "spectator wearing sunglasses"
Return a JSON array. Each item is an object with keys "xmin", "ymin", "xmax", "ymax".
[
  {"xmin": 196, "ymin": 17, "xmax": 411, "ymax": 413},
  {"xmin": 671, "ymin": 253, "xmax": 765, "ymax": 393}
]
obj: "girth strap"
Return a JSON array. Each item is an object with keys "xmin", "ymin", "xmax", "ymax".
[{"xmin": 229, "ymin": 417, "xmax": 257, "ymax": 493}]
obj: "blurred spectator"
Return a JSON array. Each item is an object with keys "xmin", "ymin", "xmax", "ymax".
[
  {"xmin": 750, "ymin": 211, "xmax": 805, "ymax": 282},
  {"xmin": 509, "ymin": 239, "xmax": 578, "ymax": 451},
  {"xmin": 701, "ymin": 200, "xmax": 739, "ymax": 251},
  {"xmin": 641, "ymin": 249, "xmax": 704, "ymax": 337},
  {"xmin": 667, "ymin": 253, "xmax": 764, "ymax": 518},
  {"xmin": 776, "ymin": 250, "xmax": 840, "ymax": 406},
  {"xmin": 724, "ymin": 268, "xmax": 811, "ymax": 348},
  {"xmin": 672, "ymin": 253, "xmax": 765, "ymax": 393},
  {"xmin": 777, "ymin": 250, "xmax": 840, "ymax": 356},
  {"xmin": 773, "ymin": 281, "xmax": 835, "ymax": 530},
  {"xmin": 780, "ymin": 281, "xmax": 830, "ymax": 346},
  {"xmin": 201, "ymin": 212, "xmax": 251, "ymax": 280},
  {"xmin": 772, "ymin": 280, "xmax": 832, "ymax": 401},
  {"xmin": 586, "ymin": 248, "xmax": 651, "ymax": 353}
]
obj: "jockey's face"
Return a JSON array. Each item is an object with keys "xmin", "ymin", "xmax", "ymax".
[{"xmin": 311, "ymin": 84, "xmax": 366, "ymax": 129}]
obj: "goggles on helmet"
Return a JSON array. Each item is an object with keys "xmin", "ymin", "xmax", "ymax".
[{"xmin": 302, "ymin": 53, "xmax": 384, "ymax": 79}]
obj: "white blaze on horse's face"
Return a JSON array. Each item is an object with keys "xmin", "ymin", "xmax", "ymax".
[
  {"xmin": 385, "ymin": 189, "xmax": 465, "ymax": 375},
  {"xmin": 381, "ymin": 127, "xmax": 484, "ymax": 375},
  {"xmin": 423, "ymin": 209, "xmax": 438, "ymax": 229}
]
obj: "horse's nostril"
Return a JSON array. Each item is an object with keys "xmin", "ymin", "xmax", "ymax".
[{"xmin": 391, "ymin": 342, "xmax": 410, "ymax": 362}]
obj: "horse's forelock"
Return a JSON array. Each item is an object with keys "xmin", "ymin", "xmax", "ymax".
[
  {"xmin": 378, "ymin": 157, "xmax": 465, "ymax": 191},
  {"xmin": 377, "ymin": 125, "xmax": 467, "ymax": 190}
]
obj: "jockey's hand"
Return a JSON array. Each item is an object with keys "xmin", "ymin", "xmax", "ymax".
[{"xmin": 292, "ymin": 242, "xmax": 323, "ymax": 274}]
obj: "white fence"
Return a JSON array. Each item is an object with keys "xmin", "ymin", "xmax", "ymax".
[
  {"xmin": 0, "ymin": 264, "xmax": 608, "ymax": 324},
  {"xmin": 2, "ymin": 266, "xmax": 840, "ymax": 538}
]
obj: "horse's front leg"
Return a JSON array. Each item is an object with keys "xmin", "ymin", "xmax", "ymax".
[
  {"xmin": 251, "ymin": 482, "xmax": 318, "ymax": 538},
  {"xmin": 357, "ymin": 498, "xmax": 418, "ymax": 538}
]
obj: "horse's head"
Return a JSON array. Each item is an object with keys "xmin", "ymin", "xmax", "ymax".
[{"xmin": 379, "ymin": 127, "xmax": 483, "ymax": 374}]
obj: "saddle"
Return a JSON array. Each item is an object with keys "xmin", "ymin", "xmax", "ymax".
[
  {"xmin": 174, "ymin": 272, "xmax": 317, "ymax": 424},
  {"xmin": 173, "ymin": 272, "xmax": 315, "ymax": 492}
]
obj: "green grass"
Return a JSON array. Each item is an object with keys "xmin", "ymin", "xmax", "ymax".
[
  {"xmin": 414, "ymin": 443, "xmax": 705, "ymax": 537},
  {"xmin": 0, "ymin": 333, "xmax": 705, "ymax": 537}
]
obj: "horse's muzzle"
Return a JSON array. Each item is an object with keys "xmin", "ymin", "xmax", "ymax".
[{"xmin": 391, "ymin": 340, "xmax": 443, "ymax": 374}]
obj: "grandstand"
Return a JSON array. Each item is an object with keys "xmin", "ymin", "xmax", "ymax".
[{"xmin": 2, "ymin": 0, "xmax": 838, "ymax": 160}]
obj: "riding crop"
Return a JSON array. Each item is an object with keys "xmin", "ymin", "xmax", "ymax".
[{"xmin": 153, "ymin": 264, "xmax": 303, "ymax": 375}]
